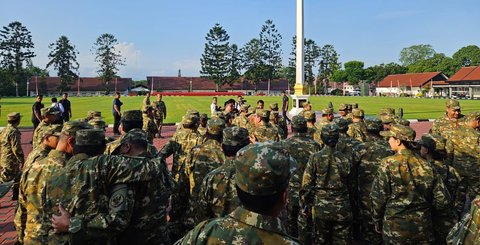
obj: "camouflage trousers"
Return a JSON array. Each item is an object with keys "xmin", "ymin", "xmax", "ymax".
[
  {"xmin": 286, "ymin": 201, "xmax": 300, "ymax": 238},
  {"xmin": 360, "ymin": 212, "xmax": 382, "ymax": 245},
  {"xmin": 312, "ymin": 217, "xmax": 352, "ymax": 245},
  {"xmin": 0, "ymin": 161, "xmax": 21, "ymax": 200},
  {"xmin": 298, "ymin": 212, "xmax": 313, "ymax": 245},
  {"xmin": 168, "ymin": 169, "xmax": 190, "ymax": 242}
]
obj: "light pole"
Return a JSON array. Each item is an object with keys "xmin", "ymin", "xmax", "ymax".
[{"xmin": 26, "ymin": 80, "xmax": 30, "ymax": 97}]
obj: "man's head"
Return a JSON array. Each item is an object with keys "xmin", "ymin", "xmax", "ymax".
[
  {"xmin": 256, "ymin": 100, "xmax": 264, "ymax": 109},
  {"xmin": 212, "ymin": 97, "xmax": 217, "ymax": 103},
  {"xmin": 333, "ymin": 118, "xmax": 349, "ymax": 133},
  {"xmin": 464, "ymin": 112, "xmax": 480, "ymax": 129},
  {"xmin": 338, "ymin": 103, "xmax": 348, "ymax": 116},
  {"xmin": 235, "ymin": 142, "xmax": 293, "ymax": 215},
  {"xmin": 446, "ymin": 99, "xmax": 461, "ymax": 119},
  {"xmin": 291, "ymin": 116, "xmax": 307, "ymax": 133},
  {"xmin": 74, "ymin": 129, "xmax": 106, "ymax": 156},
  {"xmin": 157, "ymin": 93, "xmax": 163, "ymax": 100},
  {"xmin": 7, "ymin": 112, "xmax": 22, "ymax": 126},
  {"xmin": 182, "ymin": 113, "xmax": 199, "ymax": 129},
  {"xmin": 255, "ymin": 109, "xmax": 270, "ymax": 124},
  {"xmin": 365, "ymin": 118, "xmax": 383, "ymax": 135},
  {"xmin": 42, "ymin": 124, "xmax": 63, "ymax": 149},
  {"xmin": 321, "ymin": 124, "xmax": 340, "ymax": 147},
  {"xmin": 36, "ymin": 95, "xmax": 43, "ymax": 102},
  {"xmin": 120, "ymin": 110, "xmax": 143, "ymax": 134},
  {"xmin": 143, "ymin": 105, "xmax": 154, "ymax": 116},
  {"xmin": 269, "ymin": 111, "xmax": 279, "ymax": 124},
  {"xmin": 281, "ymin": 91, "xmax": 286, "ymax": 96},
  {"xmin": 381, "ymin": 114, "xmax": 395, "ymax": 131},
  {"xmin": 62, "ymin": 93, "xmax": 68, "ymax": 99},
  {"xmin": 207, "ymin": 118, "xmax": 226, "ymax": 138},
  {"xmin": 321, "ymin": 108, "xmax": 334, "ymax": 122},
  {"xmin": 380, "ymin": 124, "xmax": 416, "ymax": 151},
  {"xmin": 42, "ymin": 107, "xmax": 60, "ymax": 123},
  {"xmin": 145, "ymin": 91, "xmax": 150, "ymax": 97},
  {"xmin": 119, "ymin": 128, "xmax": 148, "ymax": 156},
  {"xmin": 303, "ymin": 110, "xmax": 316, "ymax": 124},
  {"xmin": 418, "ymin": 133, "xmax": 446, "ymax": 160},
  {"xmin": 57, "ymin": 120, "xmax": 93, "ymax": 154},
  {"xmin": 222, "ymin": 126, "xmax": 249, "ymax": 157},
  {"xmin": 379, "ymin": 108, "xmax": 395, "ymax": 117},
  {"xmin": 199, "ymin": 113, "xmax": 208, "ymax": 127},
  {"xmin": 51, "ymin": 97, "xmax": 58, "ymax": 103},
  {"xmin": 240, "ymin": 104, "xmax": 250, "ymax": 114},
  {"xmin": 224, "ymin": 99, "xmax": 235, "ymax": 113},
  {"xmin": 114, "ymin": 92, "xmax": 121, "ymax": 99},
  {"xmin": 352, "ymin": 108, "xmax": 364, "ymax": 122},
  {"xmin": 270, "ymin": 103, "xmax": 279, "ymax": 112},
  {"xmin": 88, "ymin": 118, "xmax": 107, "ymax": 131},
  {"xmin": 302, "ymin": 101, "xmax": 311, "ymax": 111}
]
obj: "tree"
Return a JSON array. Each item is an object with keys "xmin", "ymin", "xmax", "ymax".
[
  {"xmin": 92, "ymin": 33, "xmax": 125, "ymax": 93},
  {"xmin": 330, "ymin": 69, "xmax": 348, "ymax": 83},
  {"xmin": 241, "ymin": 38, "xmax": 266, "ymax": 89},
  {"xmin": 364, "ymin": 62, "xmax": 407, "ymax": 83},
  {"xmin": 399, "ymin": 44, "xmax": 436, "ymax": 66},
  {"xmin": 259, "ymin": 19, "xmax": 282, "ymax": 95},
  {"xmin": 47, "ymin": 36, "xmax": 79, "ymax": 93},
  {"xmin": 200, "ymin": 23, "xmax": 230, "ymax": 91},
  {"xmin": 344, "ymin": 60, "xmax": 365, "ymax": 84},
  {"xmin": 225, "ymin": 44, "xmax": 242, "ymax": 86},
  {"xmin": 452, "ymin": 45, "xmax": 480, "ymax": 67},
  {"xmin": 408, "ymin": 53, "xmax": 457, "ymax": 76},
  {"xmin": 317, "ymin": 44, "xmax": 341, "ymax": 94},
  {"xmin": 0, "ymin": 21, "xmax": 36, "ymax": 96},
  {"xmin": 303, "ymin": 39, "xmax": 320, "ymax": 94}
]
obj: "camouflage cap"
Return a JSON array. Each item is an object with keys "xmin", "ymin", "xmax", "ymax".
[
  {"xmin": 223, "ymin": 126, "xmax": 249, "ymax": 147},
  {"xmin": 464, "ymin": 112, "xmax": 480, "ymax": 122},
  {"xmin": 379, "ymin": 124, "xmax": 416, "ymax": 141},
  {"xmin": 418, "ymin": 133, "xmax": 446, "ymax": 152},
  {"xmin": 321, "ymin": 124, "xmax": 340, "ymax": 139},
  {"xmin": 346, "ymin": 104, "xmax": 353, "ymax": 110},
  {"xmin": 241, "ymin": 104, "xmax": 251, "ymax": 112},
  {"xmin": 395, "ymin": 118, "xmax": 410, "ymax": 126},
  {"xmin": 338, "ymin": 103, "xmax": 347, "ymax": 111},
  {"xmin": 235, "ymin": 141, "xmax": 293, "ymax": 196},
  {"xmin": 42, "ymin": 107, "xmax": 60, "ymax": 116},
  {"xmin": 302, "ymin": 101, "xmax": 311, "ymax": 108},
  {"xmin": 88, "ymin": 118, "xmax": 107, "ymax": 130},
  {"xmin": 446, "ymin": 99, "xmax": 461, "ymax": 110},
  {"xmin": 199, "ymin": 113, "xmax": 208, "ymax": 120},
  {"xmin": 87, "ymin": 110, "xmax": 102, "ymax": 118},
  {"xmin": 352, "ymin": 108, "xmax": 364, "ymax": 118},
  {"xmin": 247, "ymin": 106, "xmax": 256, "ymax": 116},
  {"xmin": 7, "ymin": 112, "xmax": 21, "ymax": 121},
  {"xmin": 207, "ymin": 118, "xmax": 226, "ymax": 135},
  {"xmin": 269, "ymin": 103, "xmax": 279, "ymax": 111},
  {"xmin": 322, "ymin": 108, "xmax": 333, "ymax": 115},
  {"xmin": 381, "ymin": 114, "xmax": 395, "ymax": 124},
  {"xmin": 365, "ymin": 118, "xmax": 383, "ymax": 132},
  {"xmin": 291, "ymin": 116, "xmax": 307, "ymax": 129},
  {"xmin": 62, "ymin": 120, "xmax": 93, "ymax": 137},
  {"xmin": 75, "ymin": 129, "xmax": 105, "ymax": 146},
  {"xmin": 120, "ymin": 128, "xmax": 148, "ymax": 145},
  {"xmin": 43, "ymin": 124, "xmax": 63, "ymax": 138},
  {"xmin": 379, "ymin": 108, "xmax": 395, "ymax": 116},
  {"xmin": 256, "ymin": 109, "xmax": 270, "ymax": 118},
  {"xmin": 303, "ymin": 110, "xmax": 316, "ymax": 121},
  {"xmin": 186, "ymin": 109, "xmax": 200, "ymax": 117},
  {"xmin": 122, "ymin": 110, "xmax": 142, "ymax": 121},
  {"xmin": 333, "ymin": 118, "xmax": 349, "ymax": 132},
  {"xmin": 182, "ymin": 113, "xmax": 199, "ymax": 126},
  {"xmin": 269, "ymin": 111, "xmax": 279, "ymax": 120}
]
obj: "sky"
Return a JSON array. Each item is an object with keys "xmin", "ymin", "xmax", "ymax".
[{"xmin": 1, "ymin": 0, "xmax": 479, "ymax": 80}]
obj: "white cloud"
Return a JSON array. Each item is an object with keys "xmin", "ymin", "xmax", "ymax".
[{"xmin": 114, "ymin": 42, "xmax": 141, "ymax": 67}]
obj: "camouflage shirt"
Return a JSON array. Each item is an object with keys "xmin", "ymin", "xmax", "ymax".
[
  {"xmin": 231, "ymin": 114, "xmax": 250, "ymax": 130},
  {"xmin": 153, "ymin": 100, "xmax": 167, "ymax": 120},
  {"xmin": 347, "ymin": 121, "xmax": 369, "ymax": 142},
  {"xmin": 430, "ymin": 114, "xmax": 465, "ymax": 139},
  {"xmin": 23, "ymin": 144, "xmax": 51, "ymax": 171},
  {"xmin": 0, "ymin": 124, "xmax": 24, "ymax": 182},
  {"xmin": 142, "ymin": 114, "xmax": 158, "ymax": 143},
  {"xmin": 176, "ymin": 206, "xmax": 299, "ymax": 245},
  {"xmin": 250, "ymin": 122, "xmax": 281, "ymax": 143},
  {"xmin": 370, "ymin": 149, "xmax": 451, "ymax": 243},
  {"xmin": 32, "ymin": 120, "xmax": 50, "ymax": 149}
]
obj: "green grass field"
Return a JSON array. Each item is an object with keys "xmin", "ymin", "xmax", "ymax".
[{"xmin": 0, "ymin": 95, "xmax": 478, "ymax": 127}]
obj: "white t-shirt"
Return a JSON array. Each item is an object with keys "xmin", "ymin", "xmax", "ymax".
[
  {"xmin": 210, "ymin": 103, "xmax": 217, "ymax": 115},
  {"xmin": 51, "ymin": 102, "xmax": 65, "ymax": 113}
]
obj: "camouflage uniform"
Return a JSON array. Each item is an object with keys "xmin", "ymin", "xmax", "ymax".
[
  {"xmin": 301, "ymin": 124, "xmax": 354, "ymax": 244},
  {"xmin": 0, "ymin": 113, "xmax": 24, "ymax": 185},
  {"xmin": 303, "ymin": 111, "xmax": 317, "ymax": 140},
  {"xmin": 15, "ymin": 120, "xmax": 92, "ymax": 245},
  {"xmin": 430, "ymin": 100, "xmax": 465, "ymax": 141},
  {"xmin": 23, "ymin": 124, "xmax": 63, "ymax": 170},
  {"xmin": 46, "ymin": 129, "xmax": 166, "ymax": 245},
  {"xmin": 371, "ymin": 124, "xmax": 451, "ymax": 244},
  {"xmin": 445, "ymin": 113, "xmax": 480, "ymax": 199},
  {"xmin": 115, "ymin": 130, "xmax": 175, "ymax": 245},
  {"xmin": 152, "ymin": 99, "xmax": 167, "ymax": 131},
  {"xmin": 347, "ymin": 109, "xmax": 369, "ymax": 142},
  {"xmin": 33, "ymin": 107, "xmax": 60, "ymax": 148},
  {"xmin": 143, "ymin": 95, "xmax": 150, "ymax": 106},
  {"xmin": 250, "ymin": 109, "xmax": 281, "ymax": 142},
  {"xmin": 282, "ymin": 116, "xmax": 321, "ymax": 240},
  {"xmin": 177, "ymin": 141, "xmax": 299, "ymax": 245},
  {"xmin": 142, "ymin": 105, "xmax": 158, "ymax": 143},
  {"xmin": 447, "ymin": 197, "xmax": 480, "ymax": 245},
  {"xmin": 270, "ymin": 103, "xmax": 288, "ymax": 138},
  {"xmin": 270, "ymin": 111, "xmax": 286, "ymax": 139}
]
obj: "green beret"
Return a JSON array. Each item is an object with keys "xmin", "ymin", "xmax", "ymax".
[
  {"xmin": 235, "ymin": 142, "xmax": 293, "ymax": 196},
  {"xmin": 223, "ymin": 126, "xmax": 249, "ymax": 147},
  {"xmin": 75, "ymin": 129, "xmax": 105, "ymax": 146},
  {"xmin": 380, "ymin": 124, "xmax": 416, "ymax": 141}
]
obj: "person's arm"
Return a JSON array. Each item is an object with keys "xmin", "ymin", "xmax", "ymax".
[
  {"xmin": 11, "ymin": 130, "xmax": 24, "ymax": 164},
  {"xmin": 163, "ymin": 102, "xmax": 167, "ymax": 118},
  {"xmin": 113, "ymin": 100, "xmax": 121, "ymax": 115},
  {"xmin": 33, "ymin": 104, "xmax": 42, "ymax": 121},
  {"xmin": 370, "ymin": 161, "xmax": 390, "ymax": 233},
  {"xmin": 68, "ymin": 101, "xmax": 72, "ymax": 117}
]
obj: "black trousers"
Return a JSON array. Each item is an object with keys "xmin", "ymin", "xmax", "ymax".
[{"xmin": 113, "ymin": 112, "xmax": 121, "ymax": 134}]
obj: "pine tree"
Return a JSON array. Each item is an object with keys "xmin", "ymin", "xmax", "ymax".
[
  {"xmin": 47, "ymin": 36, "xmax": 79, "ymax": 93},
  {"xmin": 225, "ymin": 44, "xmax": 241, "ymax": 86},
  {"xmin": 200, "ymin": 23, "xmax": 230, "ymax": 91},
  {"xmin": 317, "ymin": 44, "xmax": 340, "ymax": 94},
  {"xmin": 241, "ymin": 38, "xmax": 267, "ymax": 90},
  {"xmin": 92, "ymin": 33, "xmax": 125, "ymax": 93},
  {"xmin": 260, "ymin": 20, "xmax": 282, "ymax": 95}
]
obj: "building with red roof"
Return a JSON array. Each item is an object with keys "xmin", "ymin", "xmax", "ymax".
[
  {"xmin": 376, "ymin": 72, "xmax": 448, "ymax": 97},
  {"xmin": 438, "ymin": 66, "xmax": 480, "ymax": 98},
  {"xmin": 28, "ymin": 76, "xmax": 132, "ymax": 96}
]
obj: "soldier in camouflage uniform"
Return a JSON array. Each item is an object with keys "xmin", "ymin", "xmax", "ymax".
[
  {"xmin": 418, "ymin": 133, "xmax": 466, "ymax": 244},
  {"xmin": 142, "ymin": 91, "xmax": 151, "ymax": 106},
  {"xmin": 447, "ymin": 197, "xmax": 480, "ymax": 245},
  {"xmin": 195, "ymin": 126, "xmax": 250, "ymax": 224},
  {"xmin": 314, "ymin": 107, "xmax": 333, "ymax": 130},
  {"xmin": 270, "ymin": 103, "xmax": 288, "ymax": 137},
  {"xmin": 158, "ymin": 112, "xmax": 203, "ymax": 241},
  {"xmin": 282, "ymin": 116, "xmax": 321, "ymax": 241},
  {"xmin": 357, "ymin": 119, "xmax": 394, "ymax": 244},
  {"xmin": 0, "ymin": 112, "xmax": 24, "ymax": 200},
  {"xmin": 23, "ymin": 124, "xmax": 62, "ymax": 170},
  {"xmin": 365, "ymin": 118, "xmax": 388, "ymax": 144},
  {"xmin": 298, "ymin": 101, "xmax": 312, "ymax": 117},
  {"xmin": 338, "ymin": 103, "xmax": 352, "ymax": 123},
  {"xmin": 85, "ymin": 110, "xmax": 102, "ymax": 122},
  {"xmin": 153, "ymin": 93, "xmax": 167, "ymax": 138},
  {"xmin": 270, "ymin": 110, "xmax": 287, "ymax": 139},
  {"xmin": 142, "ymin": 105, "xmax": 158, "ymax": 143},
  {"xmin": 231, "ymin": 104, "xmax": 251, "ymax": 130},
  {"xmin": 177, "ymin": 141, "xmax": 299, "ymax": 245},
  {"xmin": 371, "ymin": 124, "xmax": 451, "ymax": 244},
  {"xmin": 347, "ymin": 108, "xmax": 369, "ymax": 142},
  {"xmin": 33, "ymin": 107, "xmax": 60, "ymax": 148},
  {"xmin": 250, "ymin": 109, "xmax": 281, "ymax": 143},
  {"xmin": 114, "ymin": 129, "xmax": 174, "ymax": 245},
  {"xmin": 14, "ymin": 120, "xmax": 92, "ymax": 244},
  {"xmin": 445, "ymin": 112, "xmax": 480, "ymax": 201},
  {"xmin": 47, "ymin": 129, "xmax": 166, "ymax": 244},
  {"xmin": 303, "ymin": 110, "xmax": 317, "ymax": 140},
  {"xmin": 301, "ymin": 124, "xmax": 354, "ymax": 244},
  {"xmin": 430, "ymin": 99, "xmax": 465, "ymax": 138},
  {"xmin": 197, "ymin": 113, "xmax": 208, "ymax": 136}
]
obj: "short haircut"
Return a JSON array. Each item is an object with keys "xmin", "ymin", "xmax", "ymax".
[
  {"xmin": 236, "ymin": 185, "xmax": 285, "ymax": 214},
  {"xmin": 51, "ymin": 97, "xmax": 58, "ymax": 102},
  {"xmin": 37, "ymin": 95, "xmax": 43, "ymax": 98},
  {"xmin": 115, "ymin": 92, "xmax": 121, "ymax": 96},
  {"xmin": 121, "ymin": 120, "xmax": 143, "ymax": 132},
  {"xmin": 63, "ymin": 93, "xmax": 68, "ymax": 96},
  {"xmin": 257, "ymin": 100, "xmax": 264, "ymax": 105},
  {"xmin": 292, "ymin": 126, "xmax": 307, "ymax": 134}
]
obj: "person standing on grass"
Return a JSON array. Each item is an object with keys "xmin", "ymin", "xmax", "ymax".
[
  {"xmin": 281, "ymin": 91, "xmax": 290, "ymax": 124},
  {"xmin": 32, "ymin": 95, "xmax": 44, "ymax": 130},
  {"xmin": 112, "ymin": 92, "xmax": 123, "ymax": 135},
  {"xmin": 59, "ymin": 93, "xmax": 72, "ymax": 122}
]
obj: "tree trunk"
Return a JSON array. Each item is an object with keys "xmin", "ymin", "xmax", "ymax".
[{"xmin": 268, "ymin": 79, "xmax": 271, "ymax": 95}]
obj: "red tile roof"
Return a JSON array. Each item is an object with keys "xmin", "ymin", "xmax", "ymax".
[
  {"xmin": 29, "ymin": 77, "xmax": 132, "ymax": 92},
  {"xmin": 378, "ymin": 72, "xmax": 447, "ymax": 87},
  {"xmin": 448, "ymin": 66, "xmax": 480, "ymax": 82},
  {"xmin": 146, "ymin": 76, "xmax": 289, "ymax": 91}
]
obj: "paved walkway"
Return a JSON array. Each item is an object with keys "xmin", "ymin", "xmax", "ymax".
[{"xmin": 0, "ymin": 122, "xmax": 433, "ymax": 244}]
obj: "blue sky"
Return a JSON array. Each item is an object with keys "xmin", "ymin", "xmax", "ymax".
[{"xmin": 1, "ymin": 0, "xmax": 479, "ymax": 80}]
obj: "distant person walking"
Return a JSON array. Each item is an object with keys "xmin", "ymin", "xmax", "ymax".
[
  {"xmin": 153, "ymin": 93, "xmax": 167, "ymax": 138},
  {"xmin": 112, "ymin": 92, "xmax": 123, "ymax": 135},
  {"xmin": 50, "ymin": 97, "xmax": 65, "ymax": 124},
  {"xmin": 31, "ymin": 95, "xmax": 44, "ymax": 130},
  {"xmin": 210, "ymin": 97, "xmax": 218, "ymax": 116},
  {"xmin": 59, "ymin": 93, "xmax": 72, "ymax": 122},
  {"xmin": 143, "ymin": 91, "xmax": 151, "ymax": 107},
  {"xmin": 281, "ymin": 91, "xmax": 290, "ymax": 124}
]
